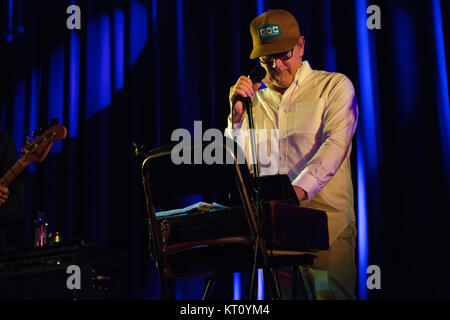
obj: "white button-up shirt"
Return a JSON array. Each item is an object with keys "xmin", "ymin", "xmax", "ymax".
[{"xmin": 226, "ymin": 61, "xmax": 358, "ymax": 244}]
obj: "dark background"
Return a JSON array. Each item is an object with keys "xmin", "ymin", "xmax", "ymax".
[{"xmin": 1, "ymin": 0, "xmax": 450, "ymax": 299}]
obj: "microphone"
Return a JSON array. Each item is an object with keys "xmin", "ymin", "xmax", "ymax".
[
  {"xmin": 233, "ymin": 66, "xmax": 266, "ymax": 105},
  {"xmin": 248, "ymin": 65, "xmax": 266, "ymax": 83}
]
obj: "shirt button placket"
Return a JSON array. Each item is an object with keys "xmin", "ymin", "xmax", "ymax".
[{"xmin": 279, "ymin": 105, "xmax": 287, "ymax": 173}]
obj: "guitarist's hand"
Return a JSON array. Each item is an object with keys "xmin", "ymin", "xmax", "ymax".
[{"xmin": 0, "ymin": 186, "xmax": 10, "ymax": 206}]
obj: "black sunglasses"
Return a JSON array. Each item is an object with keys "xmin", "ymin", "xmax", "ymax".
[{"xmin": 259, "ymin": 48, "xmax": 294, "ymax": 65}]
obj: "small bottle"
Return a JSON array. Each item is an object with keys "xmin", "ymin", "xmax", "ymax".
[
  {"xmin": 48, "ymin": 232, "xmax": 63, "ymax": 246},
  {"xmin": 34, "ymin": 211, "xmax": 48, "ymax": 247}
]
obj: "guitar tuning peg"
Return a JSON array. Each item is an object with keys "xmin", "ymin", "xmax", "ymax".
[
  {"xmin": 32, "ymin": 131, "xmax": 37, "ymax": 138},
  {"xmin": 35, "ymin": 127, "xmax": 44, "ymax": 137},
  {"xmin": 25, "ymin": 136, "xmax": 30, "ymax": 144}
]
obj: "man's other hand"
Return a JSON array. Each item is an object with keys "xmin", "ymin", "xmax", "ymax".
[{"xmin": 293, "ymin": 186, "xmax": 307, "ymax": 202}]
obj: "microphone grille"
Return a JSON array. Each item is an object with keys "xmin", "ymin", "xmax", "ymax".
[{"xmin": 248, "ymin": 66, "xmax": 266, "ymax": 83}]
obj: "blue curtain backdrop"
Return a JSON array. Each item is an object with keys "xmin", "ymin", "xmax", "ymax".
[{"xmin": 0, "ymin": 0, "xmax": 449, "ymax": 299}]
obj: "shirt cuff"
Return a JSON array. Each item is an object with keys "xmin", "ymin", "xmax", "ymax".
[{"xmin": 292, "ymin": 171, "xmax": 321, "ymax": 200}]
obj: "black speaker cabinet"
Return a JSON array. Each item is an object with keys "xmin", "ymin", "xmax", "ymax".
[{"xmin": 0, "ymin": 244, "xmax": 125, "ymax": 300}]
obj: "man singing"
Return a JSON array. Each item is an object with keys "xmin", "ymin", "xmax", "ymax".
[{"xmin": 227, "ymin": 9, "xmax": 358, "ymax": 299}]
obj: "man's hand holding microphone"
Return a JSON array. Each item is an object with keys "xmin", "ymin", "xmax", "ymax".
[{"xmin": 229, "ymin": 66, "xmax": 266, "ymax": 124}]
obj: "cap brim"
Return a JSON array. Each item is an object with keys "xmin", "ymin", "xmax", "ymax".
[{"xmin": 250, "ymin": 38, "xmax": 299, "ymax": 59}]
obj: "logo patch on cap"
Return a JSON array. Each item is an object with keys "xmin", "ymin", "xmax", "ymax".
[{"xmin": 258, "ymin": 24, "xmax": 281, "ymax": 40}]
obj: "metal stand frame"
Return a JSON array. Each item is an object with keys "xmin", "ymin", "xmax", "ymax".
[{"xmin": 141, "ymin": 136, "xmax": 282, "ymax": 300}]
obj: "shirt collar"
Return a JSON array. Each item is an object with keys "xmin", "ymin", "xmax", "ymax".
[
  {"xmin": 266, "ymin": 60, "xmax": 313, "ymax": 97},
  {"xmin": 293, "ymin": 60, "xmax": 313, "ymax": 87},
  {"xmin": 262, "ymin": 60, "xmax": 313, "ymax": 111}
]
